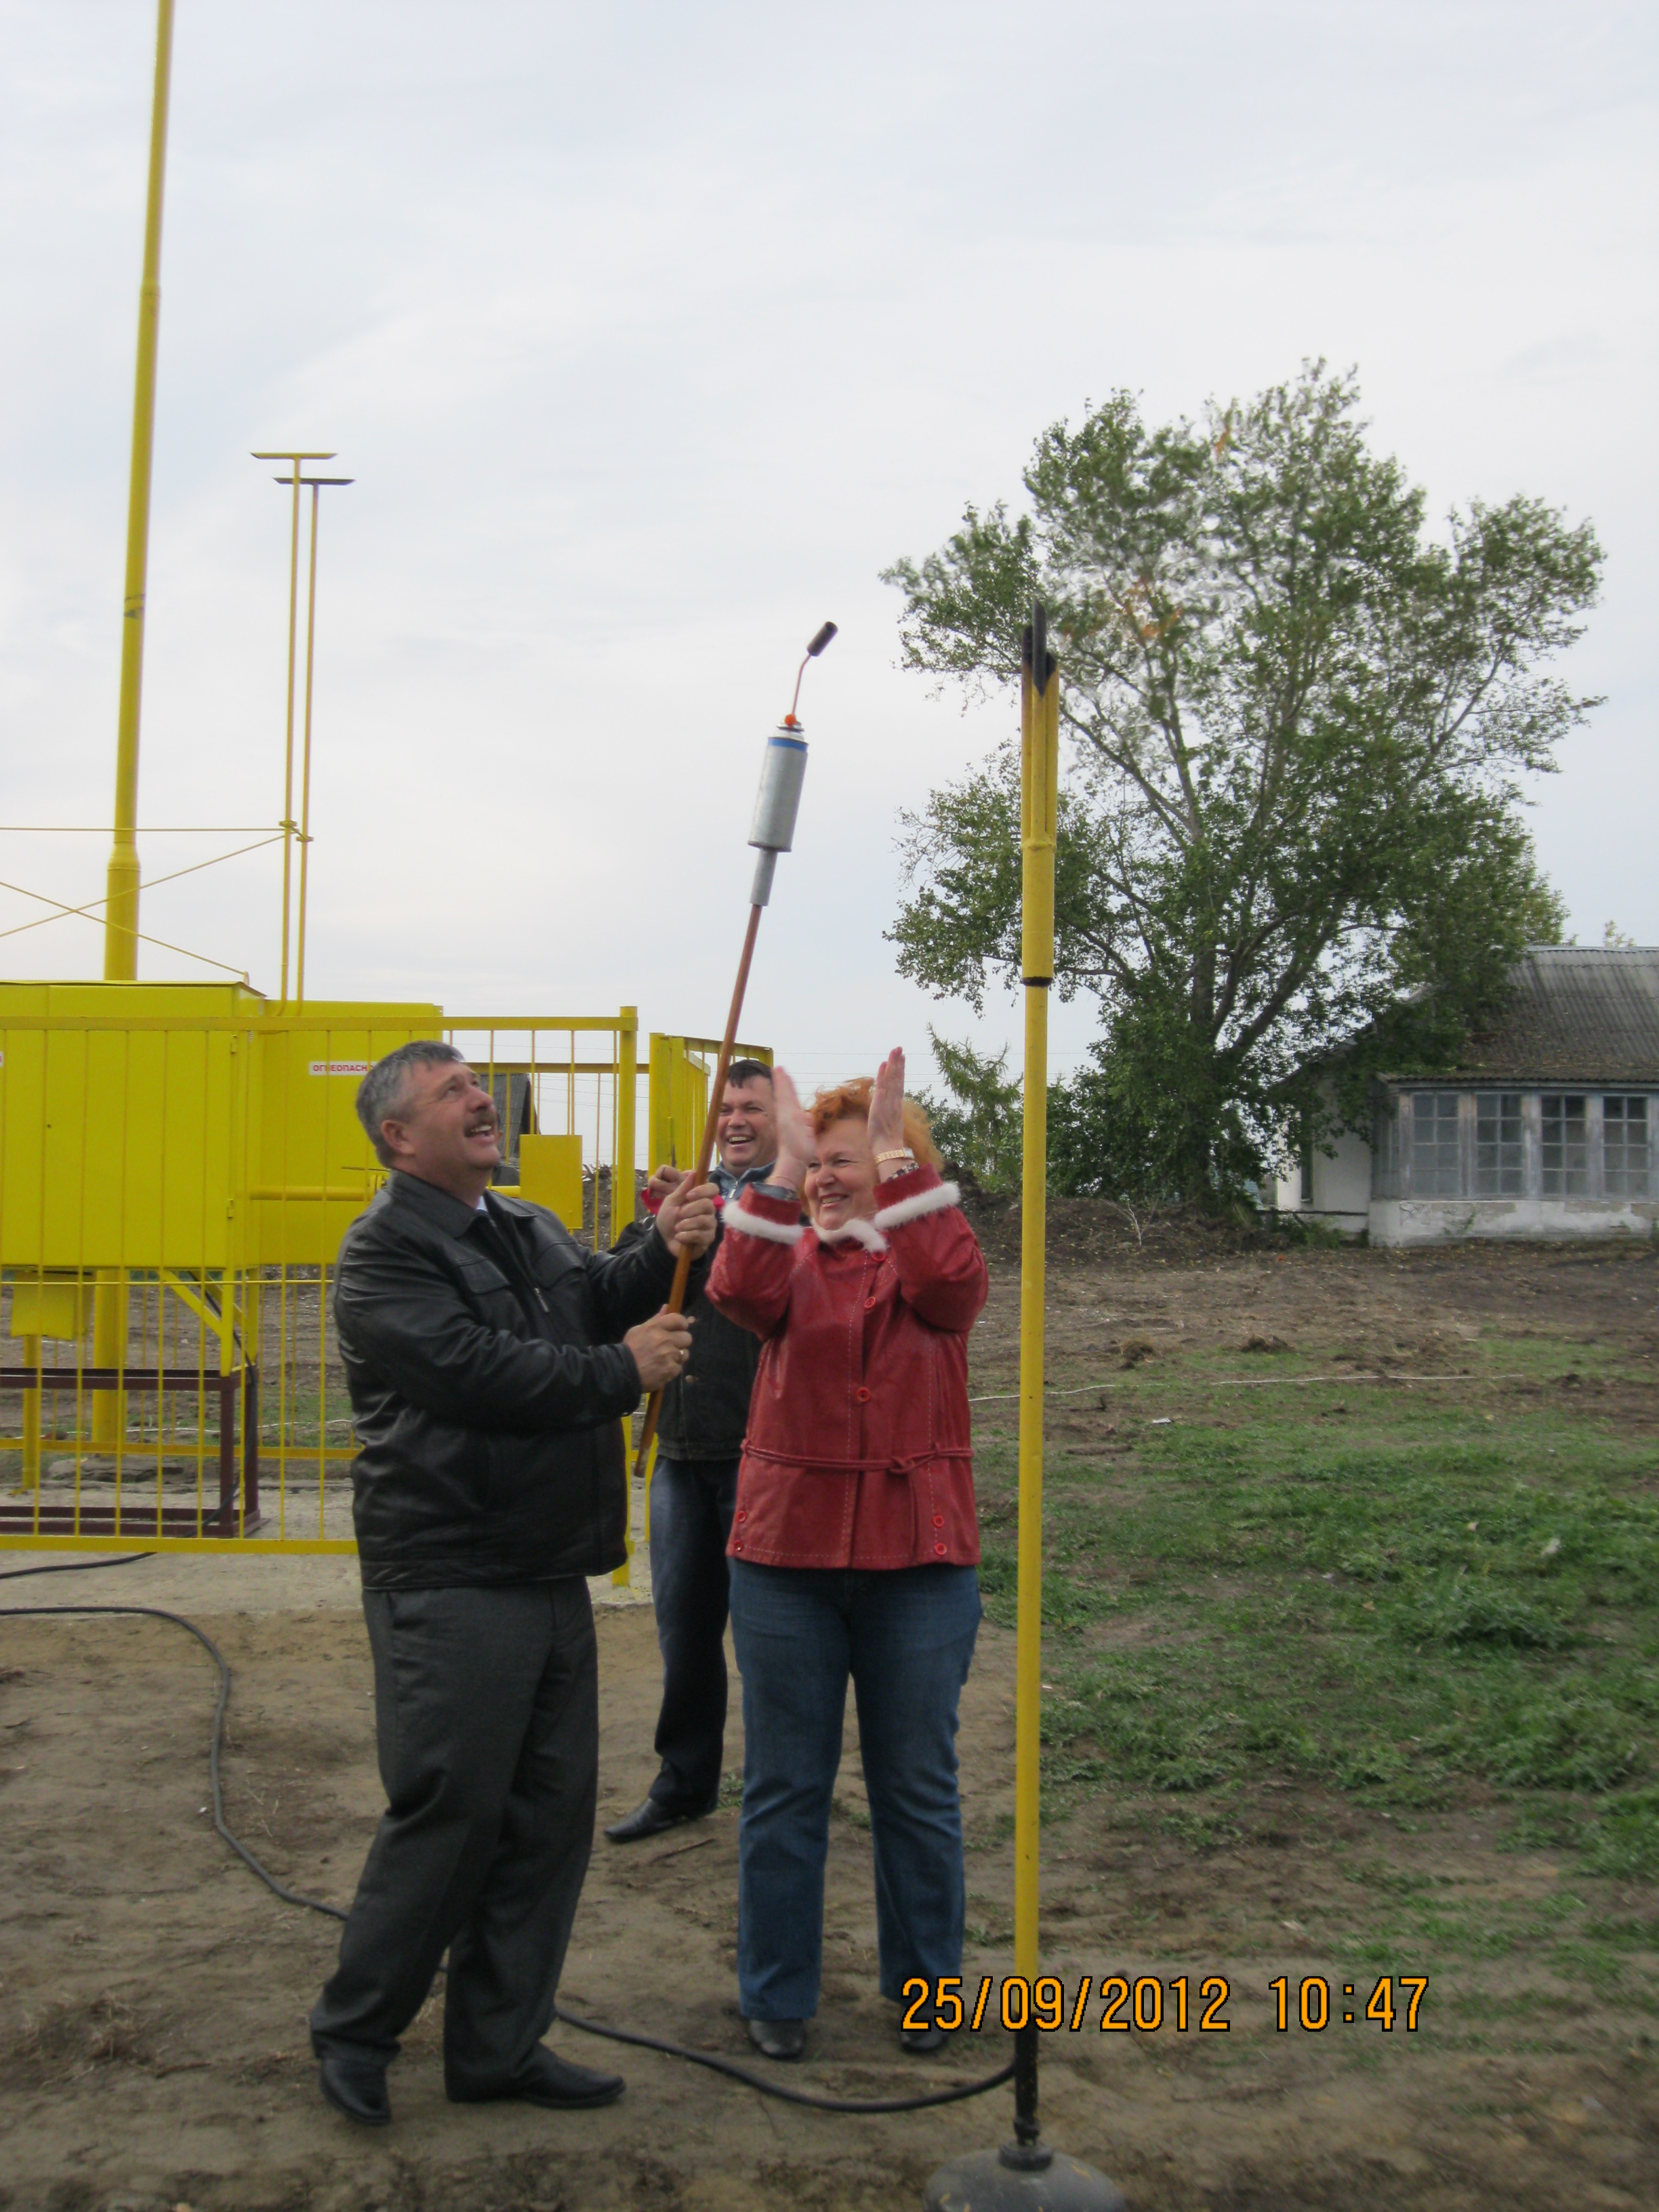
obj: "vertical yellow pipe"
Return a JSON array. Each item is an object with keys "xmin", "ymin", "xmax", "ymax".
[
  {"xmin": 1014, "ymin": 619, "xmax": 1059, "ymax": 1985},
  {"xmin": 295, "ymin": 481, "xmax": 321, "ymax": 1003},
  {"xmin": 612, "ymin": 1009, "xmax": 642, "ymax": 1586},
  {"xmin": 926, "ymin": 615, "xmax": 1118, "ymax": 2199},
  {"xmin": 18, "ymin": 1336, "xmax": 42, "ymax": 1494},
  {"xmin": 93, "ymin": 1266, "xmax": 128, "ymax": 1452},
  {"xmin": 614, "ymin": 1007, "xmax": 638, "ymax": 1242},
  {"xmin": 103, "ymin": 0, "xmax": 177, "ymax": 981}
]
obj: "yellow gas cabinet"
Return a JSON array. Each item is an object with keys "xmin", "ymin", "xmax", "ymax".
[
  {"xmin": 0, "ymin": 983, "xmax": 444, "ymax": 1542},
  {"xmin": 0, "ymin": 981, "xmax": 258, "ymax": 1274},
  {"xmin": 249, "ymin": 1003, "xmax": 442, "ymax": 1265}
]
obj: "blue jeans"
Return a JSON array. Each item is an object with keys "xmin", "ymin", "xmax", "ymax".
[
  {"xmin": 647, "ymin": 1454, "xmax": 739, "ymax": 1812},
  {"xmin": 727, "ymin": 1559, "xmax": 981, "ymax": 2020}
]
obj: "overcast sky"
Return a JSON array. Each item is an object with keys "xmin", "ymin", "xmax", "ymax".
[{"xmin": 1, "ymin": 0, "xmax": 1654, "ymax": 1111}]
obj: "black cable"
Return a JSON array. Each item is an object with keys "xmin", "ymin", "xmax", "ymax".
[
  {"xmin": 1, "ymin": 1593, "xmax": 1015, "ymax": 2114},
  {"xmin": 550, "ymin": 2003, "xmax": 1014, "ymax": 2112},
  {"xmin": 1, "ymin": 1601, "xmax": 346, "ymax": 1921},
  {"xmin": 0, "ymin": 1551, "xmax": 154, "ymax": 1580}
]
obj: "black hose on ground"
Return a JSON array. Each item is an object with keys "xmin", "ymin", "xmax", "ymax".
[
  {"xmin": 545, "ymin": 2004, "xmax": 1015, "ymax": 2113},
  {"xmin": 0, "ymin": 1551, "xmax": 154, "ymax": 1579},
  {"xmin": 0, "ymin": 1572, "xmax": 1015, "ymax": 2115},
  {"xmin": 1, "ymin": 1594, "xmax": 349, "ymax": 1919}
]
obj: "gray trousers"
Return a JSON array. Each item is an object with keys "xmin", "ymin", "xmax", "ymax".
[{"xmin": 309, "ymin": 1578, "xmax": 598, "ymax": 2096}]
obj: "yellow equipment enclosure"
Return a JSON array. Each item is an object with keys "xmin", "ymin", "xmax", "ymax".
[
  {"xmin": 517, "ymin": 1134, "xmax": 585, "ymax": 1228},
  {"xmin": 0, "ymin": 989, "xmax": 758, "ymax": 1560}
]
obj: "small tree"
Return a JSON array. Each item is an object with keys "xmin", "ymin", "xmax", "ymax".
[
  {"xmin": 883, "ymin": 364, "xmax": 1595, "ymax": 1197},
  {"xmin": 916, "ymin": 1029, "xmax": 1023, "ymax": 1191}
]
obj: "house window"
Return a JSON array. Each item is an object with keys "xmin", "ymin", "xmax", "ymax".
[
  {"xmin": 1541, "ymin": 1095, "xmax": 1589, "ymax": 1195},
  {"xmin": 1474, "ymin": 1093, "xmax": 1524, "ymax": 1196},
  {"xmin": 1372, "ymin": 1095, "xmax": 1401, "ymax": 1200},
  {"xmin": 1604, "ymin": 1096, "xmax": 1651, "ymax": 1198},
  {"xmin": 1410, "ymin": 1093, "xmax": 1460, "ymax": 1195}
]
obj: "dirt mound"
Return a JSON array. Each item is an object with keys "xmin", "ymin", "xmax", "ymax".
[{"xmin": 960, "ymin": 1185, "xmax": 1271, "ymax": 1269}]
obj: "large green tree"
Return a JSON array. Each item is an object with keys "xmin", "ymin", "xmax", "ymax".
[{"xmin": 884, "ymin": 365, "xmax": 1597, "ymax": 1197}]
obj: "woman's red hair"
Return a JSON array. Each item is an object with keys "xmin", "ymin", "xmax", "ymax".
[{"xmin": 809, "ymin": 1076, "xmax": 942, "ymax": 1168}]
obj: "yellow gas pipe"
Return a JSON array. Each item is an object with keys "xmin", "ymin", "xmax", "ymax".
[
  {"xmin": 102, "ymin": 0, "xmax": 176, "ymax": 985},
  {"xmin": 1014, "ymin": 609, "xmax": 1059, "ymax": 1999},
  {"xmin": 923, "ymin": 612, "xmax": 1124, "ymax": 2205},
  {"xmin": 1011, "ymin": 605, "xmax": 1060, "ymax": 2192},
  {"xmin": 96, "ymin": 0, "xmax": 177, "ymax": 1445}
]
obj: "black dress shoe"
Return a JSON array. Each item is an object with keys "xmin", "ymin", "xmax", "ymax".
[
  {"xmin": 318, "ymin": 2051, "xmax": 391, "ymax": 2127},
  {"xmin": 900, "ymin": 2022, "xmax": 949, "ymax": 2053},
  {"xmin": 745, "ymin": 2017, "xmax": 806, "ymax": 2062},
  {"xmin": 604, "ymin": 1795, "xmax": 716, "ymax": 1843},
  {"xmin": 500, "ymin": 2046, "xmax": 625, "ymax": 2109}
]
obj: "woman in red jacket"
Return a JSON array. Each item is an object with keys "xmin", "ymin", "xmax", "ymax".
[{"xmin": 707, "ymin": 1047, "xmax": 989, "ymax": 2060}]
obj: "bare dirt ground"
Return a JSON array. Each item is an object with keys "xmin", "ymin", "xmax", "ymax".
[{"xmin": 2, "ymin": 1226, "xmax": 1656, "ymax": 2211}]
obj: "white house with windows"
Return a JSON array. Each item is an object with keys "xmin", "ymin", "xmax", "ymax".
[{"xmin": 1277, "ymin": 948, "xmax": 1659, "ymax": 1245}]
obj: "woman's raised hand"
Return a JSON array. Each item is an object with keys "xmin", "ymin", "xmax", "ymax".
[
  {"xmin": 770, "ymin": 1066, "xmax": 815, "ymax": 1191},
  {"xmin": 867, "ymin": 1048, "xmax": 907, "ymax": 1164}
]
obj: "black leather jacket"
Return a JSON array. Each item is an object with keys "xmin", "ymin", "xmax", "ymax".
[
  {"xmin": 335, "ymin": 1171, "xmax": 684, "ymax": 1589},
  {"xmin": 616, "ymin": 1214, "xmax": 760, "ymax": 1461}
]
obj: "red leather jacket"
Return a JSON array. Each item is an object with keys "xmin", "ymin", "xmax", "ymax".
[{"xmin": 706, "ymin": 1164, "xmax": 988, "ymax": 1570}]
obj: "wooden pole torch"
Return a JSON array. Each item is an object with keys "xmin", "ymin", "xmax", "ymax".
[{"xmin": 632, "ymin": 620, "xmax": 837, "ymax": 1481}]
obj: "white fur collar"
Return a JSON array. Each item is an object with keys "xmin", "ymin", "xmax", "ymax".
[
  {"xmin": 726, "ymin": 1204, "xmax": 890, "ymax": 1255},
  {"xmin": 722, "ymin": 1204, "xmax": 804, "ymax": 1245},
  {"xmin": 813, "ymin": 1215, "xmax": 889, "ymax": 1252},
  {"xmin": 809, "ymin": 1180, "xmax": 962, "ymax": 1250}
]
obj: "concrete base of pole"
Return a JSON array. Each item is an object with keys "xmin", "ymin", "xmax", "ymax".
[{"xmin": 923, "ymin": 2141, "xmax": 1126, "ymax": 2212}]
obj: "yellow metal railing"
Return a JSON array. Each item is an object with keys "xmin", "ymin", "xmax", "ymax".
[{"xmin": 446, "ymin": 1012, "xmax": 639, "ymax": 1248}]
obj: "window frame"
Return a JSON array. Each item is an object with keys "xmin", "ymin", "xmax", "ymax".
[
  {"xmin": 1473, "ymin": 1090, "xmax": 1525, "ymax": 1197},
  {"xmin": 1603, "ymin": 1094, "xmax": 1652, "ymax": 1200},
  {"xmin": 1382, "ymin": 1088, "xmax": 1657, "ymax": 1204},
  {"xmin": 1540, "ymin": 1092, "xmax": 1592, "ymax": 1198},
  {"xmin": 1408, "ymin": 1090, "xmax": 1462, "ymax": 1197}
]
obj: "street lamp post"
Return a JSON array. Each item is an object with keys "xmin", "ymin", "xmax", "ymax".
[
  {"xmin": 291, "ymin": 473, "xmax": 352, "ymax": 1003},
  {"xmin": 250, "ymin": 454, "xmax": 346, "ymax": 1002}
]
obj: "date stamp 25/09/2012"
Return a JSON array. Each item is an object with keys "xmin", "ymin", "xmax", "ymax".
[{"xmin": 899, "ymin": 1974, "xmax": 1429, "ymax": 2036}]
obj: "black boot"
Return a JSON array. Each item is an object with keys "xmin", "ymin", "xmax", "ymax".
[{"xmin": 318, "ymin": 2052, "xmax": 391, "ymax": 2127}]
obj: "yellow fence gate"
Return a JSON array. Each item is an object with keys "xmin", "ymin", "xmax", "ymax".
[{"xmin": 0, "ymin": 986, "xmax": 764, "ymax": 1560}]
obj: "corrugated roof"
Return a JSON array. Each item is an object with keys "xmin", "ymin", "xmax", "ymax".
[{"xmin": 1403, "ymin": 948, "xmax": 1659, "ymax": 1085}]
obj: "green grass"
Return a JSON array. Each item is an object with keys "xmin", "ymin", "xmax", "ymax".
[{"xmin": 972, "ymin": 1345, "xmax": 1659, "ymax": 1891}]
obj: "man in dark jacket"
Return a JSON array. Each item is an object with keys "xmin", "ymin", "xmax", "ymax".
[
  {"xmin": 605, "ymin": 1061, "xmax": 781, "ymax": 1841},
  {"xmin": 308, "ymin": 1041, "xmax": 716, "ymax": 2128}
]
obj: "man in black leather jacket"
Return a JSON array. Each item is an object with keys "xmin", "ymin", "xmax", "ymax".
[{"xmin": 307, "ymin": 1040, "xmax": 716, "ymax": 2129}]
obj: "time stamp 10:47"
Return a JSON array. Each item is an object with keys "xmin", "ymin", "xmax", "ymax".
[{"xmin": 899, "ymin": 1974, "xmax": 1429, "ymax": 2036}]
